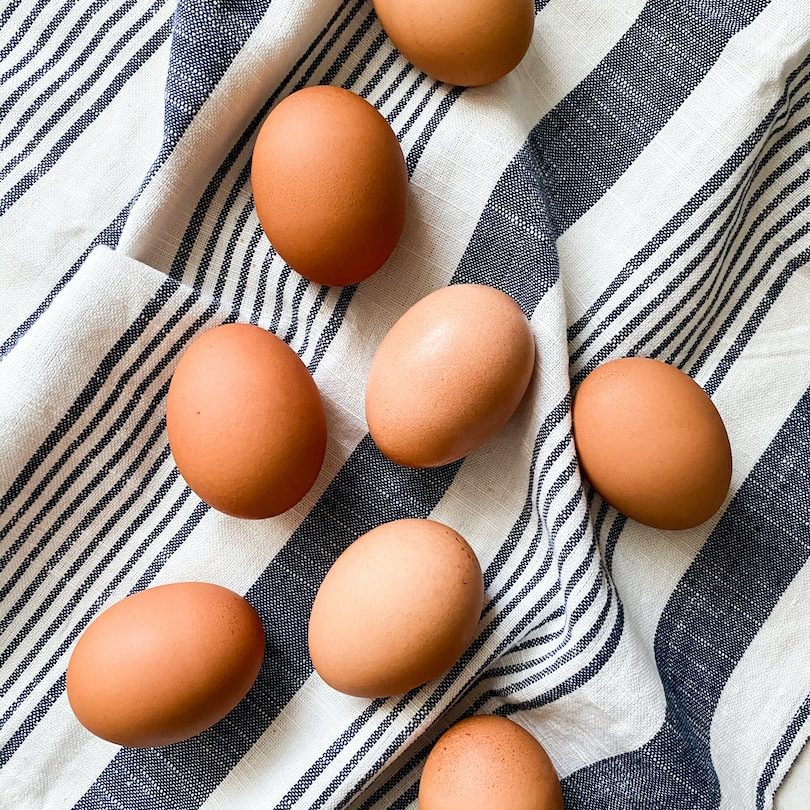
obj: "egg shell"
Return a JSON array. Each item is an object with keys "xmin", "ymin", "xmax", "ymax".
[
  {"xmin": 308, "ymin": 519, "xmax": 484, "ymax": 698},
  {"xmin": 365, "ymin": 284, "xmax": 535, "ymax": 468},
  {"xmin": 251, "ymin": 86, "xmax": 408, "ymax": 286},
  {"xmin": 372, "ymin": 0, "xmax": 535, "ymax": 87},
  {"xmin": 572, "ymin": 357, "xmax": 732, "ymax": 530},
  {"xmin": 166, "ymin": 323, "xmax": 327, "ymax": 519},
  {"xmin": 418, "ymin": 715, "xmax": 563, "ymax": 810},
  {"xmin": 66, "ymin": 582, "xmax": 265, "ymax": 748}
]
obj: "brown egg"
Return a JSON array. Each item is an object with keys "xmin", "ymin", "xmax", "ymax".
[
  {"xmin": 166, "ymin": 323, "xmax": 327, "ymax": 519},
  {"xmin": 308, "ymin": 519, "xmax": 484, "ymax": 698},
  {"xmin": 419, "ymin": 715, "xmax": 563, "ymax": 810},
  {"xmin": 373, "ymin": 0, "xmax": 535, "ymax": 87},
  {"xmin": 66, "ymin": 583, "xmax": 265, "ymax": 747},
  {"xmin": 572, "ymin": 357, "xmax": 732, "ymax": 530},
  {"xmin": 251, "ymin": 86, "xmax": 408, "ymax": 286},
  {"xmin": 365, "ymin": 284, "xmax": 535, "ymax": 468}
]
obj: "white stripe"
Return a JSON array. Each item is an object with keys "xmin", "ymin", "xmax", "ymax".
[
  {"xmin": 0, "ymin": 2, "xmax": 172, "ymax": 195},
  {"xmin": 560, "ymin": 0, "xmax": 809, "ymax": 339},
  {"xmin": 714, "ymin": 560, "xmax": 810, "ymax": 810},
  {"xmin": 0, "ymin": 35, "xmax": 169, "ymax": 344},
  {"xmin": 0, "ymin": 0, "xmax": 112, "ymax": 100},
  {"xmin": 118, "ymin": 0, "xmax": 347, "ymax": 267}
]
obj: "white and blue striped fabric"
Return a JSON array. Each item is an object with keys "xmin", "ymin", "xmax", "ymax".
[{"xmin": 1, "ymin": 1, "xmax": 809, "ymax": 808}]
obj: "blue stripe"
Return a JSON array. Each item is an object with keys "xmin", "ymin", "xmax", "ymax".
[
  {"xmin": 0, "ymin": 0, "xmax": 139, "ymax": 146},
  {"xmin": 569, "ymin": 70, "xmax": 810, "ymax": 386},
  {"xmin": 0, "ymin": 0, "xmax": 369, "ymax": 530},
  {"xmin": 0, "ymin": 205, "xmax": 130, "ymax": 358},
  {"xmin": 1, "ymin": 1, "xmax": 788, "ymax": 800},
  {"xmin": 756, "ymin": 695, "xmax": 810, "ymax": 810},
  {"xmin": 0, "ymin": 13, "xmax": 172, "ymax": 212},
  {"xmin": 160, "ymin": 0, "xmax": 273, "ymax": 149},
  {"xmin": 0, "ymin": 0, "xmax": 397, "ymax": 608},
  {"xmin": 567, "ymin": 59, "xmax": 810, "ymax": 345},
  {"xmin": 562, "ymin": 386, "xmax": 810, "ymax": 808},
  {"xmin": 342, "ymin": 51, "xmax": 810, "ymax": 810},
  {"xmin": 0, "ymin": 0, "xmax": 83, "ymax": 79},
  {"xmin": 1, "ymin": 0, "xmax": 457, "ymax": 764}
]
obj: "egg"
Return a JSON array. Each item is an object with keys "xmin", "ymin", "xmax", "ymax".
[
  {"xmin": 166, "ymin": 323, "xmax": 327, "ymax": 519},
  {"xmin": 365, "ymin": 284, "xmax": 535, "ymax": 468},
  {"xmin": 419, "ymin": 715, "xmax": 564, "ymax": 809},
  {"xmin": 66, "ymin": 583, "xmax": 265, "ymax": 747},
  {"xmin": 308, "ymin": 519, "xmax": 484, "ymax": 698},
  {"xmin": 572, "ymin": 357, "xmax": 732, "ymax": 530},
  {"xmin": 372, "ymin": 0, "xmax": 535, "ymax": 87},
  {"xmin": 251, "ymin": 86, "xmax": 408, "ymax": 286}
]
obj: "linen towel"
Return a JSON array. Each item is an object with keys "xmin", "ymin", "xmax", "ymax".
[{"xmin": 1, "ymin": 0, "xmax": 809, "ymax": 808}]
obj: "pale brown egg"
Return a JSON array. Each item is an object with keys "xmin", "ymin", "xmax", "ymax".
[
  {"xmin": 419, "ymin": 715, "xmax": 564, "ymax": 810},
  {"xmin": 251, "ymin": 85, "xmax": 408, "ymax": 286},
  {"xmin": 66, "ymin": 583, "xmax": 265, "ymax": 747},
  {"xmin": 372, "ymin": 0, "xmax": 535, "ymax": 87},
  {"xmin": 166, "ymin": 323, "xmax": 327, "ymax": 519},
  {"xmin": 365, "ymin": 284, "xmax": 535, "ymax": 468},
  {"xmin": 308, "ymin": 519, "xmax": 484, "ymax": 698},
  {"xmin": 572, "ymin": 357, "xmax": 732, "ymax": 530}
]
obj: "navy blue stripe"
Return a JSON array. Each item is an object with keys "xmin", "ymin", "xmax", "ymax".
[
  {"xmin": 703, "ymin": 240, "xmax": 810, "ymax": 394},
  {"xmin": 569, "ymin": 80, "xmax": 810, "ymax": 386},
  {"xmin": 0, "ymin": 0, "xmax": 166, "ymax": 173},
  {"xmin": 661, "ymin": 126, "xmax": 810, "ymax": 370},
  {"xmin": 756, "ymin": 695, "xmax": 810, "ymax": 810},
  {"xmin": 279, "ymin": 408, "xmax": 579, "ymax": 806},
  {"xmin": 655, "ymin": 157, "xmax": 810, "ymax": 368},
  {"xmin": 0, "ymin": 273, "xmax": 178, "ymax": 529},
  {"xmin": 562, "ymin": 386, "xmax": 810, "ymax": 809},
  {"xmin": 0, "ymin": 201, "xmax": 271, "ymax": 667},
  {"xmin": 0, "ymin": 13, "xmax": 172, "ymax": 212},
  {"xmin": 0, "ymin": 0, "xmax": 81, "ymax": 78},
  {"xmin": 7, "ymin": 0, "xmax": 784, "ymax": 800},
  {"xmin": 160, "ymin": 0, "xmax": 273, "ymax": 149},
  {"xmin": 0, "ymin": 303, "xmax": 217, "ymax": 643},
  {"xmin": 0, "ymin": 0, "xmax": 139, "ymax": 146},
  {"xmin": 692, "ymin": 207, "xmax": 810, "ymax": 384},
  {"xmin": 567, "ymin": 58, "xmax": 810, "ymax": 345},
  {"xmin": 0, "ymin": 0, "xmax": 371, "ymax": 541},
  {"xmin": 0, "ymin": 0, "xmax": 396, "ymax": 593},
  {"xmin": 347, "ymin": 55, "xmax": 810, "ymax": 810},
  {"xmin": 0, "ymin": 500, "xmax": 207, "ymax": 767}
]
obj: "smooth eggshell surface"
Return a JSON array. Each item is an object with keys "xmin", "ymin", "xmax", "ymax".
[
  {"xmin": 308, "ymin": 519, "xmax": 484, "ymax": 698},
  {"xmin": 572, "ymin": 357, "xmax": 732, "ymax": 530},
  {"xmin": 66, "ymin": 583, "xmax": 265, "ymax": 747},
  {"xmin": 166, "ymin": 323, "xmax": 327, "ymax": 519},
  {"xmin": 418, "ymin": 715, "xmax": 563, "ymax": 810},
  {"xmin": 365, "ymin": 284, "xmax": 535, "ymax": 468},
  {"xmin": 372, "ymin": 0, "xmax": 535, "ymax": 87},
  {"xmin": 251, "ymin": 85, "xmax": 408, "ymax": 286}
]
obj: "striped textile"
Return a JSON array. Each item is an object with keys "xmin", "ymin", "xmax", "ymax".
[{"xmin": 1, "ymin": 0, "xmax": 809, "ymax": 808}]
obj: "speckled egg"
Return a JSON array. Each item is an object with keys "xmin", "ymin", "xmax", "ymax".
[{"xmin": 419, "ymin": 715, "xmax": 564, "ymax": 809}]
